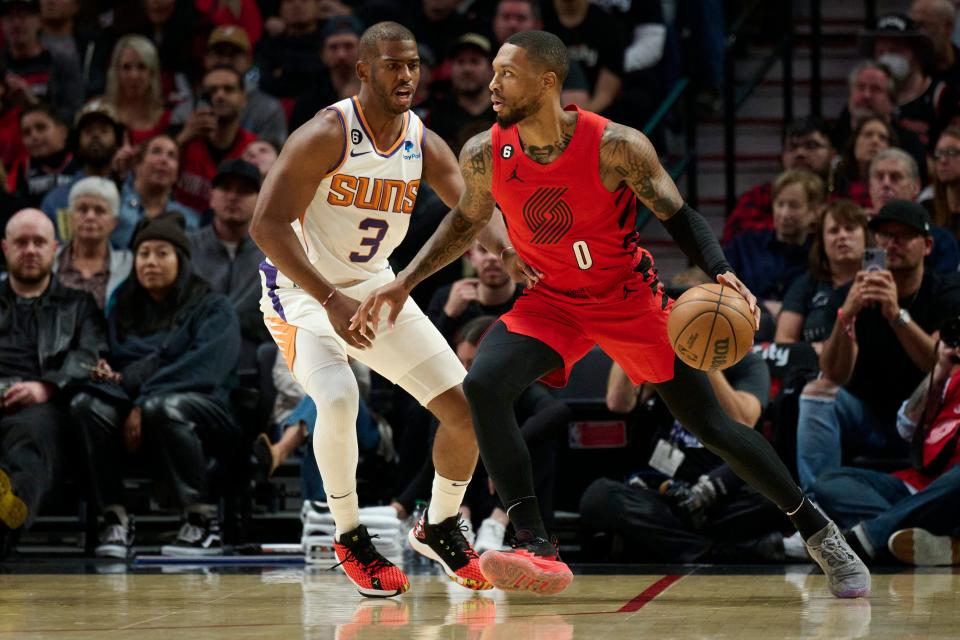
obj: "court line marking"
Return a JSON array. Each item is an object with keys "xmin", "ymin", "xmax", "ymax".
[
  {"xmin": 0, "ymin": 574, "xmax": 692, "ymax": 634},
  {"xmin": 617, "ymin": 574, "xmax": 684, "ymax": 613}
]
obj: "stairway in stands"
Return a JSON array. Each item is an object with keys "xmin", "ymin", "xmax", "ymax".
[{"xmin": 650, "ymin": 0, "xmax": 903, "ymax": 281}]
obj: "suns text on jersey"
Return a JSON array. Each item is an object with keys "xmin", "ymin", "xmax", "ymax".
[{"xmin": 326, "ymin": 174, "xmax": 420, "ymax": 214}]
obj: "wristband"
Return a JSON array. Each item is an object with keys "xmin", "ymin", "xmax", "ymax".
[
  {"xmin": 836, "ymin": 307, "xmax": 856, "ymax": 338},
  {"xmin": 320, "ymin": 289, "xmax": 337, "ymax": 307}
]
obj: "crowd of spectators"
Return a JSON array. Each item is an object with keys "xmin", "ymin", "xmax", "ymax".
[{"xmin": 0, "ymin": 0, "xmax": 957, "ymax": 569}]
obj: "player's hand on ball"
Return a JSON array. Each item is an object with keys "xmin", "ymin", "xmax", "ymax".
[
  {"xmin": 325, "ymin": 292, "xmax": 372, "ymax": 349},
  {"xmin": 501, "ymin": 247, "xmax": 543, "ymax": 288},
  {"xmin": 350, "ymin": 280, "xmax": 410, "ymax": 339},
  {"xmin": 716, "ymin": 272, "xmax": 760, "ymax": 330}
]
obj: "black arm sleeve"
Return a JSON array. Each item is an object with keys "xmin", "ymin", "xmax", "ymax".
[{"xmin": 660, "ymin": 204, "xmax": 732, "ymax": 279}]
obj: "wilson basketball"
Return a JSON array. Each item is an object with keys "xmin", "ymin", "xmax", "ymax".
[{"xmin": 667, "ymin": 283, "xmax": 755, "ymax": 371}]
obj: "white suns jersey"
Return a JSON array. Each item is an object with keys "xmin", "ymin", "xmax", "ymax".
[{"xmin": 272, "ymin": 96, "xmax": 424, "ymax": 287}]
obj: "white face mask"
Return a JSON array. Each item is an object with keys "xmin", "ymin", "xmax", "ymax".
[{"xmin": 877, "ymin": 52, "xmax": 911, "ymax": 82}]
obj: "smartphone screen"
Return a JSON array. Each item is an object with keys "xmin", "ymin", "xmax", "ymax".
[{"xmin": 862, "ymin": 247, "xmax": 886, "ymax": 272}]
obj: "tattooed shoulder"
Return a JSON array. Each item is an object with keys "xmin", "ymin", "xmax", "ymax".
[
  {"xmin": 456, "ymin": 130, "xmax": 496, "ymax": 218},
  {"xmin": 459, "ymin": 130, "xmax": 494, "ymax": 181},
  {"xmin": 599, "ymin": 123, "xmax": 682, "ymax": 220}
]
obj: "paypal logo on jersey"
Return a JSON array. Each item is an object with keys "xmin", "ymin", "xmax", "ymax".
[{"xmin": 402, "ymin": 140, "xmax": 421, "ymax": 160}]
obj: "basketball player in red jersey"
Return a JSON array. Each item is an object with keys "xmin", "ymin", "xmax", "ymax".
[{"xmin": 352, "ymin": 31, "xmax": 870, "ymax": 598}]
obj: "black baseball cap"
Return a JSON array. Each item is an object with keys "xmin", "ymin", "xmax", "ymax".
[
  {"xmin": 859, "ymin": 13, "xmax": 934, "ymax": 70},
  {"xmin": 0, "ymin": 0, "xmax": 39, "ymax": 14},
  {"xmin": 869, "ymin": 200, "xmax": 932, "ymax": 236},
  {"xmin": 213, "ymin": 158, "xmax": 261, "ymax": 191}
]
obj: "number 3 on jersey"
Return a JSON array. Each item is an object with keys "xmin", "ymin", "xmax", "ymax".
[
  {"xmin": 349, "ymin": 218, "xmax": 389, "ymax": 262},
  {"xmin": 572, "ymin": 240, "xmax": 593, "ymax": 270}
]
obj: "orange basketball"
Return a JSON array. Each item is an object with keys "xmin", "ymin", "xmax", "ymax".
[{"xmin": 667, "ymin": 283, "xmax": 755, "ymax": 371}]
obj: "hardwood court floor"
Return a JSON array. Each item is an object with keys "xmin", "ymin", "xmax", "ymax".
[{"xmin": 1, "ymin": 561, "xmax": 958, "ymax": 639}]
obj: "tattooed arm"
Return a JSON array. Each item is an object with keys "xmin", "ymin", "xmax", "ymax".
[
  {"xmin": 599, "ymin": 123, "xmax": 759, "ymax": 327},
  {"xmin": 599, "ymin": 122, "xmax": 683, "ymax": 219},
  {"xmin": 349, "ymin": 131, "xmax": 497, "ymax": 335},
  {"xmin": 398, "ymin": 130, "xmax": 496, "ymax": 289},
  {"xmin": 421, "ymin": 127, "xmax": 513, "ymax": 261}
]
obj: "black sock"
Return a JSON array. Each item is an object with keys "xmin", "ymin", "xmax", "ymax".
[
  {"xmin": 788, "ymin": 497, "xmax": 829, "ymax": 540},
  {"xmin": 506, "ymin": 496, "xmax": 548, "ymax": 539}
]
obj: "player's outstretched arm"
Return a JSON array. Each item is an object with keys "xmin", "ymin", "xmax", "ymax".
[
  {"xmin": 250, "ymin": 111, "xmax": 372, "ymax": 349},
  {"xmin": 402, "ymin": 130, "xmax": 497, "ymax": 287},
  {"xmin": 349, "ymin": 131, "xmax": 498, "ymax": 336},
  {"xmin": 599, "ymin": 123, "xmax": 760, "ymax": 328},
  {"xmin": 421, "ymin": 128, "xmax": 542, "ymax": 287}
]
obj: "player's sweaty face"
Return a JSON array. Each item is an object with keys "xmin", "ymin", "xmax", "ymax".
[
  {"xmin": 368, "ymin": 41, "xmax": 420, "ymax": 115},
  {"xmin": 490, "ymin": 44, "xmax": 541, "ymax": 126}
]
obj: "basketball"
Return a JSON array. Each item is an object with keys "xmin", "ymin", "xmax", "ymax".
[{"xmin": 667, "ymin": 283, "xmax": 755, "ymax": 371}]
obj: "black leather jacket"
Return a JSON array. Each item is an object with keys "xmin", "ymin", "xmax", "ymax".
[{"xmin": 0, "ymin": 278, "xmax": 106, "ymax": 391}]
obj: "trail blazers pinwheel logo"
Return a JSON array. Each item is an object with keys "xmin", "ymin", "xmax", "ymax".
[{"xmin": 522, "ymin": 187, "xmax": 572, "ymax": 244}]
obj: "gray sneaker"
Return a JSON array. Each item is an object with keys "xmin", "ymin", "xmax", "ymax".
[{"xmin": 805, "ymin": 521, "xmax": 871, "ymax": 598}]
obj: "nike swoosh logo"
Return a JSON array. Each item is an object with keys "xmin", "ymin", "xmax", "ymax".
[
  {"xmin": 350, "ymin": 150, "xmax": 371, "ymax": 157},
  {"xmin": 451, "ymin": 482, "xmax": 469, "ymax": 487}
]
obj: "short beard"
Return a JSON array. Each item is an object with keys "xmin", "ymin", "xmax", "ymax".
[
  {"xmin": 9, "ymin": 266, "xmax": 51, "ymax": 286},
  {"xmin": 377, "ymin": 89, "xmax": 409, "ymax": 116},
  {"xmin": 80, "ymin": 146, "xmax": 118, "ymax": 168},
  {"xmin": 496, "ymin": 97, "xmax": 539, "ymax": 127}
]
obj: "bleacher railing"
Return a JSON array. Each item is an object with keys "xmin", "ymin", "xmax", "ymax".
[
  {"xmin": 634, "ymin": 76, "xmax": 697, "ymax": 233},
  {"xmin": 723, "ymin": 0, "xmax": 796, "ymax": 215}
]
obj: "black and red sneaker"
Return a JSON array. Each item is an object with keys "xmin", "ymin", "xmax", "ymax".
[
  {"xmin": 478, "ymin": 530, "xmax": 573, "ymax": 595},
  {"xmin": 334, "ymin": 524, "xmax": 410, "ymax": 598},
  {"xmin": 408, "ymin": 512, "xmax": 493, "ymax": 590}
]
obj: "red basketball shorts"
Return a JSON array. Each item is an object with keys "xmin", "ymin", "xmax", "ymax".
[{"xmin": 498, "ymin": 282, "xmax": 676, "ymax": 388}]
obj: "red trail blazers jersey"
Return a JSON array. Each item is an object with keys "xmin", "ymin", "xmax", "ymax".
[{"xmin": 491, "ymin": 105, "xmax": 660, "ymax": 304}]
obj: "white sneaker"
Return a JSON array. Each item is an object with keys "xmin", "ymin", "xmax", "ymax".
[
  {"xmin": 474, "ymin": 517, "xmax": 507, "ymax": 554},
  {"xmin": 95, "ymin": 512, "xmax": 133, "ymax": 559},
  {"xmin": 888, "ymin": 528, "xmax": 960, "ymax": 566},
  {"xmin": 804, "ymin": 522, "xmax": 871, "ymax": 598}
]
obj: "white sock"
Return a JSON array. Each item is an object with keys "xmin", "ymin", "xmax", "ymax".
[
  {"xmin": 850, "ymin": 523, "xmax": 876, "ymax": 559},
  {"xmin": 782, "ymin": 531, "xmax": 809, "ymax": 560},
  {"xmin": 329, "ymin": 490, "xmax": 360, "ymax": 539},
  {"xmin": 427, "ymin": 472, "xmax": 469, "ymax": 524}
]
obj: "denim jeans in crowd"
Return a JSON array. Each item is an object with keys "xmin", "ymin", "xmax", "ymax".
[
  {"xmin": 812, "ymin": 464, "xmax": 960, "ymax": 557},
  {"xmin": 281, "ymin": 394, "xmax": 380, "ymax": 501},
  {"xmin": 796, "ymin": 386, "xmax": 899, "ymax": 491}
]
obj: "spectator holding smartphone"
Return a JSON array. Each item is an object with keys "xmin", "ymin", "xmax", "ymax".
[
  {"xmin": 868, "ymin": 148, "xmax": 959, "ymax": 273},
  {"xmin": 174, "ymin": 66, "xmax": 256, "ymax": 213},
  {"xmin": 797, "ymin": 200, "xmax": 960, "ymax": 491}
]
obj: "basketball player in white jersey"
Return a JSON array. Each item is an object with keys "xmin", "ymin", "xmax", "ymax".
[{"xmin": 250, "ymin": 22, "xmax": 522, "ymax": 597}]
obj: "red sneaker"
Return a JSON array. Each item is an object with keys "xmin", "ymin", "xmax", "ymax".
[
  {"xmin": 478, "ymin": 531, "xmax": 573, "ymax": 595},
  {"xmin": 408, "ymin": 512, "xmax": 493, "ymax": 590},
  {"xmin": 334, "ymin": 524, "xmax": 410, "ymax": 597},
  {"xmin": 335, "ymin": 600, "xmax": 409, "ymax": 640}
]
